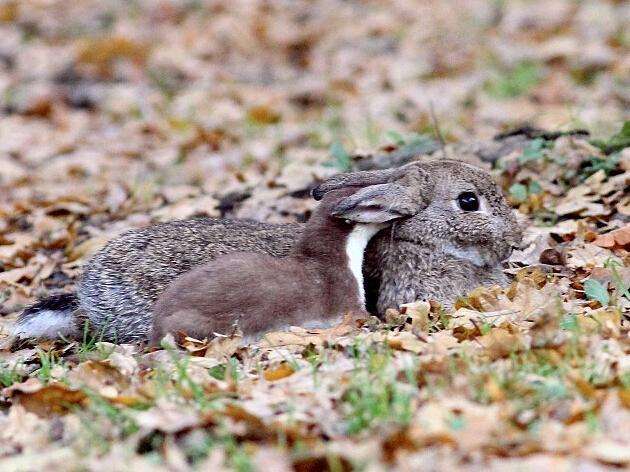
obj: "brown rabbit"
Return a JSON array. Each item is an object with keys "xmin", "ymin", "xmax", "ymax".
[{"xmin": 150, "ymin": 175, "xmax": 425, "ymax": 344}]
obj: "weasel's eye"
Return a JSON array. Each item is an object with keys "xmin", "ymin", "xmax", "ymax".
[{"xmin": 457, "ymin": 191, "xmax": 480, "ymax": 211}]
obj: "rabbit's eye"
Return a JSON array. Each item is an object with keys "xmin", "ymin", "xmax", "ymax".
[{"xmin": 457, "ymin": 192, "xmax": 480, "ymax": 211}]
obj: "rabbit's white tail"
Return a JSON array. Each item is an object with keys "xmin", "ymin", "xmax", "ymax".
[{"xmin": 13, "ymin": 293, "xmax": 81, "ymax": 339}]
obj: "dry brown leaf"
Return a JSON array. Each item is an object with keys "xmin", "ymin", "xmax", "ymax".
[
  {"xmin": 66, "ymin": 361, "xmax": 132, "ymax": 399},
  {"xmin": 135, "ymin": 404, "xmax": 201, "ymax": 434},
  {"xmin": 401, "ymin": 300, "xmax": 431, "ymax": 333},
  {"xmin": 204, "ymin": 332, "xmax": 243, "ymax": 359},
  {"xmin": 3, "ymin": 379, "xmax": 87, "ymax": 417},
  {"xmin": 593, "ymin": 224, "xmax": 630, "ymax": 249},
  {"xmin": 387, "ymin": 332, "xmax": 426, "ymax": 354},
  {"xmin": 0, "ymin": 234, "xmax": 36, "ymax": 261},
  {"xmin": 565, "ymin": 243, "xmax": 618, "ymax": 269},
  {"xmin": 0, "ymin": 265, "xmax": 39, "ymax": 284},
  {"xmin": 65, "ymin": 235, "xmax": 113, "ymax": 262},
  {"xmin": 478, "ymin": 328, "xmax": 528, "ymax": 360},
  {"xmin": 151, "ymin": 195, "xmax": 219, "ymax": 221},
  {"xmin": 260, "ymin": 331, "xmax": 327, "ymax": 348}
]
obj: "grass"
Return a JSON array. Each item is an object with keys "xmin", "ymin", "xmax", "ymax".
[
  {"xmin": 0, "ymin": 362, "xmax": 22, "ymax": 387},
  {"xmin": 606, "ymin": 258, "xmax": 630, "ymax": 303},
  {"xmin": 591, "ymin": 120, "xmax": 630, "ymax": 154},
  {"xmin": 69, "ymin": 350, "xmax": 254, "ymax": 470},
  {"xmin": 342, "ymin": 342, "xmax": 417, "ymax": 434},
  {"xmin": 84, "ymin": 389, "xmax": 140, "ymax": 437},
  {"xmin": 168, "ymin": 349, "xmax": 216, "ymax": 410},
  {"xmin": 485, "ymin": 61, "xmax": 543, "ymax": 99},
  {"xmin": 37, "ymin": 348, "xmax": 65, "ymax": 383},
  {"xmin": 74, "ymin": 321, "xmax": 115, "ymax": 362},
  {"xmin": 180, "ymin": 427, "xmax": 253, "ymax": 471}
]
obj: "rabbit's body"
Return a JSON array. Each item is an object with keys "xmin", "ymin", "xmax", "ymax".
[
  {"xmin": 15, "ymin": 159, "xmax": 522, "ymax": 343},
  {"xmin": 78, "ymin": 218, "xmax": 301, "ymax": 342},
  {"xmin": 367, "ymin": 239, "xmax": 507, "ymax": 314}
]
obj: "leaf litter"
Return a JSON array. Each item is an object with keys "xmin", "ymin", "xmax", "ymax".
[{"xmin": 0, "ymin": 0, "xmax": 629, "ymax": 470}]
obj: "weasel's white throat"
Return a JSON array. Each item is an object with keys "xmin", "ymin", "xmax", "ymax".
[{"xmin": 345, "ymin": 224, "xmax": 383, "ymax": 308}]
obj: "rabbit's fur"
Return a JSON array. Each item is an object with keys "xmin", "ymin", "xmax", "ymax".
[
  {"xmin": 364, "ymin": 160, "xmax": 520, "ymax": 314},
  {"xmin": 15, "ymin": 159, "xmax": 521, "ymax": 343}
]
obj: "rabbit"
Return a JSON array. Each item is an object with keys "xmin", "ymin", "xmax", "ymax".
[
  {"xmin": 14, "ymin": 158, "xmax": 522, "ymax": 343},
  {"xmin": 151, "ymin": 174, "xmax": 425, "ymax": 345}
]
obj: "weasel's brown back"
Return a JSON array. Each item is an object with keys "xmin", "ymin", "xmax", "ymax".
[{"xmin": 150, "ymin": 252, "xmax": 358, "ymax": 343}]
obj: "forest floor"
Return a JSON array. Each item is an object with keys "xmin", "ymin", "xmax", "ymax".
[{"xmin": 0, "ymin": 1, "xmax": 629, "ymax": 470}]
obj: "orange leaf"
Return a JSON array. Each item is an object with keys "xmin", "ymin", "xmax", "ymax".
[
  {"xmin": 619, "ymin": 389, "xmax": 630, "ymax": 409},
  {"xmin": 263, "ymin": 362, "xmax": 295, "ymax": 381},
  {"xmin": 593, "ymin": 224, "xmax": 630, "ymax": 249}
]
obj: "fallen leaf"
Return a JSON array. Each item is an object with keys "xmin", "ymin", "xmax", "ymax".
[
  {"xmin": 401, "ymin": 300, "xmax": 431, "ymax": 333},
  {"xmin": 593, "ymin": 224, "xmax": 630, "ymax": 249},
  {"xmin": 263, "ymin": 362, "xmax": 295, "ymax": 381},
  {"xmin": 586, "ymin": 440, "xmax": 630, "ymax": 465},
  {"xmin": 478, "ymin": 328, "xmax": 528, "ymax": 360},
  {"xmin": 3, "ymin": 379, "xmax": 87, "ymax": 416}
]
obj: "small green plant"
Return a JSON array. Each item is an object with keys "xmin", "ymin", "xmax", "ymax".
[
  {"xmin": 583, "ymin": 278, "xmax": 610, "ymax": 306},
  {"xmin": 518, "ymin": 138, "xmax": 546, "ymax": 164},
  {"xmin": 37, "ymin": 349, "xmax": 65, "ymax": 383},
  {"xmin": 560, "ymin": 313, "xmax": 580, "ymax": 332},
  {"xmin": 604, "ymin": 258, "xmax": 630, "ymax": 304},
  {"xmin": 486, "ymin": 61, "xmax": 542, "ymax": 99},
  {"xmin": 384, "ymin": 130, "xmax": 434, "ymax": 147},
  {"xmin": 509, "ymin": 183, "xmax": 527, "ymax": 202},
  {"xmin": 0, "ymin": 362, "xmax": 22, "ymax": 387},
  {"xmin": 70, "ymin": 320, "xmax": 114, "ymax": 361},
  {"xmin": 509, "ymin": 179, "xmax": 543, "ymax": 204},
  {"xmin": 591, "ymin": 121, "xmax": 630, "ymax": 154},
  {"xmin": 385, "ymin": 130, "xmax": 410, "ymax": 146},
  {"xmin": 226, "ymin": 356, "xmax": 241, "ymax": 385},
  {"xmin": 325, "ymin": 140, "xmax": 352, "ymax": 172},
  {"xmin": 579, "ymin": 154, "xmax": 619, "ymax": 181},
  {"xmin": 170, "ymin": 351, "xmax": 212, "ymax": 409},
  {"xmin": 86, "ymin": 390, "xmax": 140, "ymax": 436},
  {"xmin": 531, "ymin": 377, "xmax": 569, "ymax": 403},
  {"xmin": 585, "ymin": 410, "xmax": 600, "ymax": 434},
  {"xmin": 446, "ymin": 412, "xmax": 466, "ymax": 431},
  {"xmin": 208, "ymin": 363, "xmax": 227, "ymax": 381}
]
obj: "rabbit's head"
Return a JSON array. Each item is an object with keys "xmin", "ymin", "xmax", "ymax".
[{"xmin": 313, "ymin": 159, "xmax": 522, "ymax": 267}]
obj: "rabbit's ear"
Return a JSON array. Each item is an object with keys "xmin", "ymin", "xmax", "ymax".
[
  {"xmin": 312, "ymin": 162, "xmax": 434, "ymax": 201},
  {"xmin": 312, "ymin": 166, "xmax": 411, "ymax": 200},
  {"xmin": 331, "ymin": 182, "xmax": 421, "ymax": 223}
]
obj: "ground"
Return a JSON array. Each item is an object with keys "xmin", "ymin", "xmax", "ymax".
[{"xmin": 0, "ymin": 1, "xmax": 629, "ymax": 470}]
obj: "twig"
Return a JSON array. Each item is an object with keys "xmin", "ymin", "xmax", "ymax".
[{"xmin": 429, "ymin": 101, "xmax": 447, "ymax": 159}]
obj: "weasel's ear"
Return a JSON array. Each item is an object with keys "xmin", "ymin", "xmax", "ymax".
[{"xmin": 331, "ymin": 182, "xmax": 421, "ymax": 224}]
